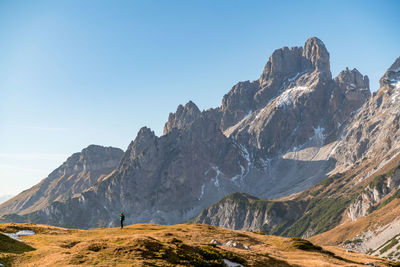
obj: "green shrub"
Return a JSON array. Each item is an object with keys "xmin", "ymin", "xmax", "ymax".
[
  {"xmin": 318, "ymin": 177, "xmax": 334, "ymax": 187},
  {"xmin": 282, "ymin": 197, "xmax": 350, "ymax": 237},
  {"xmin": 367, "ymin": 249, "xmax": 374, "ymax": 254},
  {"xmin": 380, "ymin": 238, "xmax": 399, "ymax": 254},
  {"xmin": 254, "ymin": 231, "xmax": 265, "ymax": 235},
  {"xmin": 291, "ymin": 237, "xmax": 322, "ymax": 251},
  {"xmin": 170, "ymin": 238, "xmax": 183, "ymax": 244},
  {"xmin": 369, "ymin": 175, "xmax": 386, "ymax": 193}
]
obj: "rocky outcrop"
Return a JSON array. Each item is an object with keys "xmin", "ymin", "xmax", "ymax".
[
  {"xmin": 163, "ymin": 101, "xmax": 201, "ymax": 135},
  {"xmin": 220, "ymin": 81, "xmax": 259, "ymax": 129},
  {"xmin": 303, "ymin": 36, "xmax": 330, "ymax": 73},
  {"xmin": 379, "ymin": 57, "xmax": 400, "ymax": 87},
  {"xmin": 348, "ymin": 164, "xmax": 400, "ymax": 221},
  {"xmin": 328, "ymin": 68, "xmax": 370, "ymax": 129},
  {"xmin": 193, "ymin": 193, "xmax": 305, "ymax": 234},
  {"xmin": 331, "ymin": 57, "xmax": 400, "ymax": 168}
]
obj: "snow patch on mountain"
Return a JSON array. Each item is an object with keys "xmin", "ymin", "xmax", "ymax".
[
  {"xmin": 390, "ymin": 81, "xmax": 400, "ymax": 104},
  {"xmin": 198, "ymin": 184, "xmax": 205, "ymax": 200},
  {"xmin": 276, "ymin": 86, "xmax": 311, "ymax": 108},
  {"xmin": 205, "ymin": 166, "xmax": 223, "ymax": 189},
  {"xmin": 223, "ymin": 110, "xmax": 253, "ymax": 137},
  {"xmin": 311, "ymin": 126, "xmax": 326, "ymax": 145}
]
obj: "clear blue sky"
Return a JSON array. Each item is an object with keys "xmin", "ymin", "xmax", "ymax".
[{"xmin": 0, "ymin": 0, "xmax": 399, "ymax": 196}]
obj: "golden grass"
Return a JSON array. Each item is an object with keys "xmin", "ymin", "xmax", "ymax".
[{"xmin": 0, "ymin": 223, "xmax": 392, "ymax": 266}]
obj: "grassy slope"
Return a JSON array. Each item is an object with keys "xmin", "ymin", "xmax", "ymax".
[
  {"xmin": 0, "ymin": 223, "xmax": 392, "ymax": 267},
  {"xmin": 0, "ymin": 234, "xmax": 35, "ymax": 254},
  {"xmin": 0, "ymin": 233, "xmax": 35, "ymax": 266},
  {"xmin": 310, "ymin": 198, "xmax": 400, "ymax": 247}
]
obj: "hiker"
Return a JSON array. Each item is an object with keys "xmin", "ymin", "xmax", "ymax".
[{"xmin": 120, "ymin": 212, "xmax": 125, "ymax": 229}]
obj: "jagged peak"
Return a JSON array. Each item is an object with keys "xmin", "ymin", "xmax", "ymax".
[
  {"xmin": 304, "ymin": 36, "xmax": 325, "ymax": 48},
  {"xmin": 335, "ymin": 67, "xmax": 370, "ymax": 92},
  {"xmin": 163, "ymin": 100, "xmax": 201, "ymax": 135},
  {"xmin": 221, "ymin": 80, "xmax": 259, "ymax": 109},
  {"xmin": 63, "ymin": 145, "xmax": 123, "ymax": 167},
  {"xmin": 183, "ymin": 100, "xmax": 201, "ymax": 113},
  {"xmin": 259, "ymin": 37, "xmax": 331, "ymax": 87},
  {"xmin": 172, "ymin": 100, "xmax": 201, "ymax": 117},
  {"xmin": 81, "ymin": 144, "xmax": 123, "ymax": 154},
  {"xmin": 388, "ymin": 57, "xmax": 400, "ymax": 72},
  {"xmin": 380, "ymin": 56, "xmax": 400, "ymax": 88},
  {"xmin": 137, "ymin": 126, "xmax": 156, "ymax": 138},
  {"xmin": 303, "ymin": 37, "xmax": 330, "ymax": 74},
  {"xmin": 123, "ymin": 127, "xmax": 157, "ymax": 159},
  {"xmin": 259, "ymin": 45, "xmax": 304, "ymax": 83}
]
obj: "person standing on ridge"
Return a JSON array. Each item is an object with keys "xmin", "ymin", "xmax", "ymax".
[{"xmin": 120, "ymin": 212, "xmax": 125, "ymax": 229}]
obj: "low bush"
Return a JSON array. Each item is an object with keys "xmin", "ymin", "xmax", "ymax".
[{"xmin": 291, "ymin": 237, "xmax": 322, "ymax": 251}]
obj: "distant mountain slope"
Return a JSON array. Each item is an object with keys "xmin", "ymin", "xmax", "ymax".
[{"xmin": 0, "ymin": 145, "xmax": 123, "ymax": 219}]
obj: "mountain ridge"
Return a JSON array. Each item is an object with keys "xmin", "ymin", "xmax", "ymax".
[
  {"xmin": 0, "ymin": 37, "xmax": 382, "ymax": 233},
  {"xmin": 193, "ymin": 55, "xmax": 400, "ymax": 261},
  {"xmin": 0, "ymin": 145, "xmax": 123, "ymax": 218}
]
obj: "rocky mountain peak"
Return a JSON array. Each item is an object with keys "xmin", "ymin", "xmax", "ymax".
[
  {"xmin": 334, "ymin": 68, "xmax": 370, "ymax": 92},
  {"xmin": 388, "ymin": 57, "xmax": 400, "ymax": 72},
  {"xmin": 79, "ymin": 145, "xmax": 123, "ymax": 164},
  {"xmin": 163, "ymin": 100, "xmax": 201, "ymax": 135},
  {"xmin": 61, "ymin": 145, "xmax": 124, "ymax": 173},
  {"xmin": 131, "ymin": 127, "xmax": 157, "ymax": 150},
  {"xmin": 184, "ymin": 100, "xmax": 200, "ymax": 110},
  {"xmin": 220, "ymin": 80, "xmax": 259, "ymax": 129},
  {"xmin": 255, "ymin": 37, "xmax": 331, "ymax": 108},
  {"xmin": 119, "ymin": 126, "xmax": 157, "ymax": 170},
  {"xmin": 137, "ymin": 126, "xmax": 156, "ymax": 138},
  {"xmin": 303, "ymin": 37, "xmax": 330, "ymax": 74},
  {"xmin": 259, "ymin": 37, "xmax": 330, "ymax": 86},
  {"xmin": 328, "ymin": 68, "xmax": 370, "ymax": 129},
  {"xmin": 259, "ymin": 46, "xmax": 305, "ymax": 87},
  {"xmin": 379, "ymin": 57, "xmax": 400, "ymax": 88},
  {"xmin": 0, "ymin": 145, "xmax": 123, "ymax": 217}
]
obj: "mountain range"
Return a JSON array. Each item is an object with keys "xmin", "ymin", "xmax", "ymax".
[{"xmin": 1, "ymin": 37, "xmax": 400, "ymax": 260}]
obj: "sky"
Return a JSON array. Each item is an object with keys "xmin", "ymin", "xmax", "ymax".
[{"xmin": 0, "ymin": 0, "xmax": 399, "ymax": 196}]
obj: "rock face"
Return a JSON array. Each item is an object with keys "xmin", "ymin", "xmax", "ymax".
[
  {"xmin": 195, "ymin": 56, "xmax": 400, "ymax": 238},
  {"xmin": 193, "ymin": 193, "xmax": 305, "ymax": 234},
  {"xmin": 332, "ymin": 57, "xmax": 400, "ymax": 168},
  {"xmin": 220, "ymin": 81, "xmax": 259, "ymax": 129},
  {"xmin": 0, "ymin": 145, "xmax": 123, "ymax": 218},
  {"xmin": 328, "ymin": 68, "xmax": 370, "ymax": 128},
  {"xmin": 163, "ymin": 101, "xmax": 201, "ymax": 135},
  {"xmin": 1, "ymin": 37, "xmax": 389, "ymax": 231}
]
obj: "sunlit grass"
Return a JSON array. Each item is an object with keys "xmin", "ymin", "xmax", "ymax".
[{"xmin": 0, "ymin": 223, "xmax": 391, "ymax": 266}]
